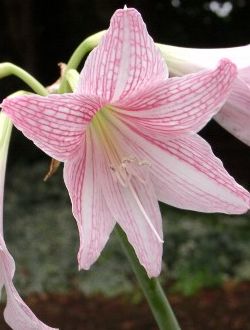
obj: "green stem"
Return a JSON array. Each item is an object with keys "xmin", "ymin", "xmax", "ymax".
[
  {"xmin": 116, "ymin": 226, "xmax": 181, "ymax": 330},
  {"xmin": 59, "ymin": 31, "xmax": 105, "ymax": 93},
  {"xmin": 0, "ymin": 63, "xmax": 48, "ymax": 96}
]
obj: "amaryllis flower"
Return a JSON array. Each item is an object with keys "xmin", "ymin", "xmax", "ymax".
[
  {"xmin": 158, "ymin": 43, "xmax": 250, "ymax": 146},
  {"xmin": 0, "ymin": 112, "xmax": 57, "ymax": 330},
  {"xmin": 1, "ymin": 8, "xmax": 250, "ymax": 277}
]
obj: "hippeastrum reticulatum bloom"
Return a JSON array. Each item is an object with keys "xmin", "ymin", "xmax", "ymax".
[{"xmin": 1, "ymin": 8, "xmax": 249, "ymax": 278}]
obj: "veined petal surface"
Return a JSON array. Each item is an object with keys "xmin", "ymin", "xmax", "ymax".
[
  {"xmin": 76, "ymin": 8, "xmax": 168, "ymax": 103},
  {"xmin": 83, "ymin": 113, "xmax": 163, "ymax": 277},
  {"xmin": 151, "ymin": 135, "xmax": 250, "ymax": 213},
  {"xmin": 114, "ymin": 59, "xmax": 236, "ymax": 135},
  {"xmin": 95, "ymin": 128, "xmax": 163, "ymax": 277},
  {"xmin": 239, "ymin": 67, "xmax": 250, "ymax": 86},
  {"xmin": 63, "ymin": 135, "xmax": 116, "ymax": 270},
  {"xmin": 215, "ymin": 72, "xmax": 250, "ymax": 146},
  {"xmin": 110, "ymin": 115, "xmax": 250, "ymax": 214},
  {"xmin": 158, "ymin": 43, "xmax": 250, "ymax": 146},
  {"xmin": 0, "ymin": 237, "xmax": 57, "ymax": 330},
  {"xmin": 102, "ymin": 169, "xmax": 163, "ymax": 277},
  {"xmin": 2, "ymin": 94, "xmax": 100, "ymax": 161}
]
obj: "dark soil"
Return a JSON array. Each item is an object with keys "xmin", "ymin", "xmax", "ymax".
[{"xmin": 1, "ymin": 282, "xmax": 250, "ymax": 330}]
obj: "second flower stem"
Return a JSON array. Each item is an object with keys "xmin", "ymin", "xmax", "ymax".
[
  {"xmin": 59, "ymin": 31, "xmax": 105, "ymax": 93},
  {"xmin": 0, "ymin": 63, "xmax": 48, "ymax": 96}
]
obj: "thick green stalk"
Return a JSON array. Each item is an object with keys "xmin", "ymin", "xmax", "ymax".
[
  {"xmin": 0, "ymin": 63, "xmax": 48, "ymax": 96},
  {"xmin": 59, "ymin": 31, "xmax": 105, "ymax": 93},
  {"xmin": 116, "ymin": 226, "xmax": 181, "ymax": 330}
]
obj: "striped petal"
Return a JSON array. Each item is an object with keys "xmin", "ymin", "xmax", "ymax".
[
  {"xmin": 101, "ymin": 161, "xmax": 163, "ymax": 277},
  {"xmin": 0, "ymin": 237, "xmax": 57, "ymax": 329},
  {"xmin": 63, "ymin": 135, "xmax": 116, "ymax": 270},
  {"xmin": 1, "ymin": 94, "xmax": 100, "ymax": 161},
  {"xmin": 239, "ymin": 67, "xmax": 250, "ymax": 86},
  {"xmin": 90, "ymin": 118, "xmax": 163, "ymax": 277},
  {"xmin": 76, "ymin": 7, "xmax": 167, "ymax": 103},
  {"xmin": 110, "ymin": 115, "xmax": 250, "ymax": 214},
  {"xmin": 158, "ymin": 43, "xmax": 250, "ymax": 146},
  {"xmin": 215, "ymin": 69, "xmax": 250, "ymax": 146},
  {"xmin": 114, "ymin": 59, "xmax": 236, "ymax": 135},
  {"xmin": 150, "ymin": 135, "xmax": 250, "ymax": 213}
]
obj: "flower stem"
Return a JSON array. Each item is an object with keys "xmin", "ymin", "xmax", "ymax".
[
  {"xmin": 116, "ymin": 226, "xmax": 181, "ymax": 330},
  {"xmin": 59, "ymin": 31, "xmax": 105, "ymax": 93},
  {"xmin": 0, "ymin": 63, "xmax": 48, "ymax": 96},
  {"xmin": 0, "ymin": 112, "xmax": 12, "ymax": 236}
]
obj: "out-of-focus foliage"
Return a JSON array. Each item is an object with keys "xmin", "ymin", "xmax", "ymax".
[
  {"xmin": 163, "ymin": 209, "xmax": 250, "ymax": 295},
  {"xmin": 4, "ymin": 161, "xmax": 250, "ymax": 298}
]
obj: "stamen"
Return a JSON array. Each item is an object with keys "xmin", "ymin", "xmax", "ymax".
[
  {"xmin": 116, "ymin": 172, "xmax": 128, "ymax": 187},
  {"xmin": 110, "ymin": 156, "xmax": 149, "ymax": 187},
  {"xmin": 110, "ymin": 157, "xmax": 163, "ymax": 243},
  {"xmin": 138, "ymin": 160, "xmax": 151, "ymax": 167},
  {"xmin": 110, "ymin": 165, "xmax": 127, "ymax": 187}
]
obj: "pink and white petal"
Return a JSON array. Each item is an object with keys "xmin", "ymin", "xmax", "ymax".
[
  {"xmin": 76, "ymin": 7, "xmax": 168, "ymax": 103},
  {"xmin": 114, "ymin": 59, "xmax": 237, "ymax": 135},
  {"xmin": 239, "ymin": 67, "xmax": 250, "ymax": 86},
  {"xmin": 215, "ymin": 77, "xmax": 250, "ymax": 146},
  {"xmin": 4, "ymin": 283, "xmax": 57, "ymax": 330},
  {"xmin": 0, "ymin": 237, "xmax": 57, "ymax": 330},
  {"xmin": 92, "ymin": 120, "xmax": 163, "ymax": 277},
  {"xmin": 101, "ymin": 164, "xmax": 163, "ymax": 278},
  {"xmin": 63, "ymin": 136, "xmax": 116, "ymax": 270},
  {"xmin": 150, "ymin": 136, "xmax": 250, "ymax": 213},
  {"xmin": 0, "ymin": 237, "xmax": 14, "ymax": 304},
  {"xmin": 109, "ymin": 115, "xmax": 250, "ymax": 213},
  {"xmin": 1, "ymin": 94, "xmax": 100, "ymax": 161}
]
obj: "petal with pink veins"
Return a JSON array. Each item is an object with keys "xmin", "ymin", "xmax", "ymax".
[
  {"xmin": 158, "ymin": 43, "xmax": 250, "ymax": 146},
  {"xmin": 63, "ymin": 134, "xmax": 116, "ymax": 270},
  {"xmin": 215, "ymin": 69, "xmax": 250, "ymax": 146},
  {"xmin": 89, "ymin": 118, "xmax": 163, "ymax": 277},
  {"xmin": 0, "ymin": 236, "xmax": 57, "ymax": 330},
  {"xmin": 101, "ymin": 165, "xmax": 163, "ymax": 278},
  {"xmin": 76, "ymin": 8, "xmax": 168, "ymax": 103},
  {"xmin": 1, "ymin": 94, "xmax": 101, "ymax": 161},
  {"xmin": 150, "ymin": 135, "xmax": 250, "ymax": 213},
  {"xmin": 239, "ymin": 67, "xmax": 250, "ymax": 86},
  {"xmin": 109, "ymin": 115, "xmax": 250, "ymax": 214},
  {"xmin": 113, "ymin": 59, "xmax": 237, "ymax": 136}
]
